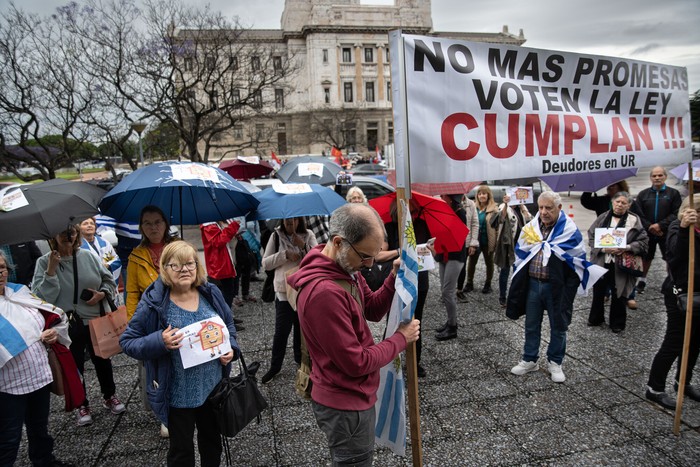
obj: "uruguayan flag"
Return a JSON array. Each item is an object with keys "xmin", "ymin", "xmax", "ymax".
[
  {"xmin": 514, "ymin": 211, "xmax": 606, "ymax": 293},
  {"xmin": 0, "ymin": 283, "xmax": 70, "ymax": 368},
  {"xmin": 375, "ymin": 199, "xmax": 419, "ymax": 456}
]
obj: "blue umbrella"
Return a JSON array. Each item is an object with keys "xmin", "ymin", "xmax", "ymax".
[
  {"xmin": 247, "ymin": 183, "xmax": 346, "ymax": 220},
  {"xmin": 99, "ymin": 162, "xmax": 259, "ymax": 226}
]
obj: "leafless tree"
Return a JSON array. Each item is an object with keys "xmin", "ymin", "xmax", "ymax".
[{"xmin": 306, "ymin": 109, "xmax": 366, "ymax": 153}]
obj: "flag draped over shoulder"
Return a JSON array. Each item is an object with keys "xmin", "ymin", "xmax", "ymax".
[
  {"xmin": 0, "ymin": 283, "xmax": 70, "ymax": 367},
  {"xmin": 513, "ymin": 211, "xmax": 606, "ymax": 293},
  {"xmin": 375, "ymin": 199, "xmax": 418, "ymax": 456}
]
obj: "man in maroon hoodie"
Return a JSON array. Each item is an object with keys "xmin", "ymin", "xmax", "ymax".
[{"xmin": 287, "ymin": 203, "xmax": 420, "ymax": 466}]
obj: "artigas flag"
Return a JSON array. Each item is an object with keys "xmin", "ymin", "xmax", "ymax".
[{"xmin": 375, "ymin": 199, "xmax": 419, "ymax": 456}]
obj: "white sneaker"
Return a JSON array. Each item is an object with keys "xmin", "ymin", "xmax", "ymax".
[
  {"xmin": 548, "ymin": 360, "xmax": 566, "ymax": 383},
  {"xmin": 511, "ymin": 360, "xmax": 538, "ymax": 375},
  {"xmin": 160, "ymin": 423, "xmax": 169, "ymax": 438},
  {"xmin": 76, "ymin": 406, "xmax": 93, "ymax": 426}
]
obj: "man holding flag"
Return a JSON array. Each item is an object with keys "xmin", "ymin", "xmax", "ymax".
[{"xmin": 288, "ymin": 203, "xmax": 420, "ymax": 466}]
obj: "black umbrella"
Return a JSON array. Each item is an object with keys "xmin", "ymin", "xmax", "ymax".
[
  {"xmin": 0, "ymin": 179, "xmax": 105, "ymax": 245},
  {"xmin": 274, "ymin": 156, "xmax": 342, "ymax": 186}
]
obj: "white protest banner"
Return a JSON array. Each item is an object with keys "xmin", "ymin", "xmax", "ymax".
[
  {"xmin": 178, "ymin": 316, "xmax": 232, "ymax": 369},
  {"xmin": 594, "ymin": 228, "xmax": 627, "ymax": 249},
  {"xmin": 389, "ymin": 32, "xmax": 690, "ymax": 183}
]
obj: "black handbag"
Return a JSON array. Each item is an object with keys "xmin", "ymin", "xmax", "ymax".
[
  {"xmin": 261, "ymin": 232, "xmax": 279, "ymax": 303},
  {"xmin": 675, "ymin": 286, "xmax": 700, "ymax": 316},
  {"xmin": 207, "ymin": 354, "xmax": 268, "ymax": 439}
]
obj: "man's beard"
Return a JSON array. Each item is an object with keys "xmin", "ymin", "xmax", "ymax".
[{"xmin": 336, "ymin": 244, "xmax": 360, "ymax": 274}]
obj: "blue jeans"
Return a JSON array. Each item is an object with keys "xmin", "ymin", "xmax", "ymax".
[
  {"xmin": 0, "ymin": 385, "xmax": 54, "ymax": 467},
  {"xmin": 523, "ymin": 280, "xmax": 567, "ymax": 365}
]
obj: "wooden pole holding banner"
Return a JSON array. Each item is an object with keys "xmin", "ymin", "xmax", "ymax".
[
  {"xmin": 674, "ymin": 162, "xmax": 696, "ymax": 435},
  {"xmin": 390, "ymin": 29, "xmax": 423, "ymax": 466}
]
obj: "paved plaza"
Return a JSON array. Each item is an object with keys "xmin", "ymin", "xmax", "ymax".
[{"xmin": 15, "ymin": 166, "xmax": 700, "ymax": 466}]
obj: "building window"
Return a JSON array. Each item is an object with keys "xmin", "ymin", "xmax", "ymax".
[
  {"xmin": 255, "ymin": 123, "xmax": 265, "ymax": 139},
  {"xmin": 388, "ymin": 121, "xmax": 394, "ymax": 144},
  {"xmin": 252, "ymin": 90, "xmax": 263, "ymax": 109},
  {"xmin": 232, "ymin": 89, "xmax": 241, "ymax": 107},
  {"xmin": 229, "ymin": 55, "xmax": 238, "ymax": 71},
  {"xmin": 209, "ymin": 90, "xmax": 219, "ymax": 109},
  {"xmin": 364, "ymin": 47, "xmax": 374, "ymax": 63},
  {"xmin": 386, "ymin": 81, "xmax": 391, "ymax": 102},
  {"xmin": 278, "ymin": 122, "xmax": 286, "ymax": 130},
  {"xmin": 324, "ymin": 88, "xmax": 330, "ymax": 104},
  {"xmin": 322, "ymin": 49, "xmax": 328, "ymax": 63},
  {"xmin": 184, "ymin": 57, "xmax": 193, "ymax": 71},
  {"xmin": 343, "ymin": 82, "xmax": 353, "ymax": 103},
  {"xmin": 251, "ymin": 55, "xmax": 261, "ymax": 71},
  {"xmin": 273, "ymin": 56, "xmax": 282, "ymax": 72},
  {"xmin": 365, "ymin": 82, "xmax": 375, "ymax": 102},
  {"xmin": 342, "ymin": 47, "xmax": 352, "ymax": 63},
  {"xmin": 275, "ymin": 89, "xmax": 284, "ymax": 109},
  {"xmin": 233, "ymin": 124, "xmax": 243, "ymax": 139},
  {"xmin": 385, "ymin": 47, "xmax": 390, "ymax": 62}
]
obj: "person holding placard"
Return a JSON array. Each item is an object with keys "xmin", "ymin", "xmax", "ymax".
[
  {"xmin": 120, "ymin": 241, "xmax": 239, "ymax": 467},
  {"xmin": 587, "ymin": 192, "xmax": 648, "ymax": 333}
]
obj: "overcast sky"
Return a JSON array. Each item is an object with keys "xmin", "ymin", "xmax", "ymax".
[{"xmin": 5, "ymin": 0, "xmax": 700, "ymax": 92}]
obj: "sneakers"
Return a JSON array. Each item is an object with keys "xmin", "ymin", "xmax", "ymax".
[
  {"xmin": 233, "ymin": 297, "xmax": 244, "ymax": 307},
  {"xmin": 674, "ymin": 382, "xmax": 700, "ymax": 402},
  {"xmin": 481, "ymin": 284, "xmax": 492, "ymax": 294},
  {"xmin": 627, "ymin": 299, "xmax": 638, "ymax": 310},
  {"xmin": 547, "ymin": 361, "xmax": 566, "ymax": 383},
  {"xmin": 103, "ymin": 395, "xmax": 126, "ymax": 414},
  {"xmin": 455, "ymin": 291, "xmax": 467, "ymax": 302},
  {"xmin": 499, "ymin": 297, "xmax": 506, "ymax": 308},
  {"xmin": 463, "ymin": 283, "xmax": 474, "ymax": 293},
  {"xmin": 646, "ymin": 389, "xmax": 676, "ymax": 409},
  {"xmin": 160, "ymin": 423, "xmax": 170, "ymax": 438},
  {"xmin": 635, "ymin": 280, "xmax": 646, "ymax": 294},
  {"xmin": 511, "ymin": 360, "xmax": 538, "ymax": 376},
  {"xmin": 76, "ymin": 406, "xmax": 93, "ymax": 426}
]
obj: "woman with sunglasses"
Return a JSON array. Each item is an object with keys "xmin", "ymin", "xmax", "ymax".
[
  {"xmin": 32, "ymin": 224, "xmax": 121, "ymax": 427},
  {"xmin": 260, "ymin": 217, "xmax": 317, "ymax": 384},
  {"xmin": 121, "ymin": 241, "xmax": 239, "ymax": 466}
]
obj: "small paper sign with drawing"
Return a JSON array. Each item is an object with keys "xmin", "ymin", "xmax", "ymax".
[{"xmin": 178, "ymin": 316, "xmax": 232, "ymax": 369}]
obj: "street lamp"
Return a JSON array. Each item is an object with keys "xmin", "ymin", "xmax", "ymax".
[{"xmin": 131, "ymin": 121, "xmax": 147, "ymax": 167}]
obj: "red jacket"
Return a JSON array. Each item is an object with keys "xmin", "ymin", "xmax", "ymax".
[
  {"xmin": 287, "ymin": 246, "xmax": 404, "ymax": 411},
  {"xmin": 200, "ymin": 221, "xmax": 240, "ymax": 280}
]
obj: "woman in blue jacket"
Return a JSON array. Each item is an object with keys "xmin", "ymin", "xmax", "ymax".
[{"xmin": 120, "ymin": 241, "xmax": 239, "ymax": 467}]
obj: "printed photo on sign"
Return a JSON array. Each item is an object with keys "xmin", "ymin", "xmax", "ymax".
[
  {"xmin": 506, "ymin": 187, "xmax": 533, "ymax": 205},
  {"xmin": 594, "ymin": 228, "xmax": 627, "ymax": 249},
  {"xmin": 336, "ymin": 171, "xmax": 353, "ymax": 185},
  {"xmin": 416, "ymin": 243, "xmax": 435, "ymax": 271},
  {"xmin": 178, "ymin": 316, "xmax": 232, "ymax": 369}
]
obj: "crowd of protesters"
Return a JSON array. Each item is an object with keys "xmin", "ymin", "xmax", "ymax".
[{"xmin": 1, "ymin": 165, "xmax": 699, "ymax": 467}]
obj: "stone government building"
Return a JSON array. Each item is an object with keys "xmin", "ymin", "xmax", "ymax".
[{"xmin": 190, "ymin": 0, "xmax": 525, "ymax": 159}]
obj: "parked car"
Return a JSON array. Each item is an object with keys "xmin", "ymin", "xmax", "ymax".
[
  {"xmin": 350, "ymin": 163, "xmax": 386, "ymax": 176},
  {"xmin": 467, "ymin": 178, "xmax": 544, "ymax": 215}
]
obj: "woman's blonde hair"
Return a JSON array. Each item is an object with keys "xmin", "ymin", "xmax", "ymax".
[
  {"xmin": 678, "ymin": 194, "xmax": 700, "ymax": 217},
  {"xmin": 475, "ymin": 185, "xmax": 497, "ymax": 210},
  {"xmin": 160, "ymin": 241, "xmax": 207, "ymax": 288},
  {"xmin": 346, "ymin": 186, "xmax": 367, "ymax": 204}
]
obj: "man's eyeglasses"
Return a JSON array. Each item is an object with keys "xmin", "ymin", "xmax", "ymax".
[
  {"xmin": 166, "ymin": 261, "xmax": 198, "ymax": 272},
  {"xmin": 341, "ymin": 238, "xmax": 381, "ymax": 263}
]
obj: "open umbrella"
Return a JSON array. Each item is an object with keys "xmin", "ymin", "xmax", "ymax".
[
  {"xmin": 0, "ymin": 179, "xmax": 106, "ymax": 245},
  {"xmin": 539, "ymin": 168, "xmax": 638, "ymax": 192},
  {"xmin": 669, "ymin": 159, "xmax": 700, "ymax": 181},
  {"xmin": 369, "ymin": 191, "xmax": 469, "ymax": 254},
  {"xmin": 275, "ymin": 156, "xmax": 342, "ymax": 186},
  {"xmin": 247, "ymin": 183, "xmax": 346, "ymax": 221},
  {"xmin": 219, "ymin": 157, "xmax": 274, "ymax": 180},
  {"xmin": 99, "ymin": 162, "xmax": 259, "ymax": 230}
]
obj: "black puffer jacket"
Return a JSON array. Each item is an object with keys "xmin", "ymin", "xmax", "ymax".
[
  {"xmin": 631, "ymin": 185, "xmax": 682, "ymax": 233},
  {"xmin": 663, "ymin": 219, "xmax": 700, "ymax": 294}
]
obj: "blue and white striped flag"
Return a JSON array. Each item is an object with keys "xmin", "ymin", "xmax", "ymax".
[
  {"xmin": 375, "ymin": 199, "xmax": 419, "ymax": 456},
  {"xmin": 513, "ymin": 211, "xmax": 606, "ymax": 293}
]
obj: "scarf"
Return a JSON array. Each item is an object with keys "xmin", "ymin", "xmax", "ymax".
[{"xmin": 513, "ymin": 211, "xmax": 607, "ymax": 293}]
